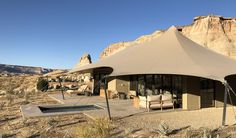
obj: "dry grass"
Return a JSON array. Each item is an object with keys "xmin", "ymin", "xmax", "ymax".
[
  {"xmin": 0, "ymin": 75, "xmax": 39, "ymax": 96},
  {"xmin": 0, "ymin": 91, "xmax": 88, "ymax": 138},
  {"xmin": 75, "ymin": 118, "xmax": 112, "ymax": 138}
]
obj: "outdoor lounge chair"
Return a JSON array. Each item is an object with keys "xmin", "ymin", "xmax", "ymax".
[
  {"xmin": 161, "ymin": 94, "xmax": 174, "ymax": 110},
  {"xmin": 139, "ymin": 95, "xmax": 162, "ymax": 111},
  {"xmin": 147, "ymin": 95, "xmax": 162, "ymax": 112},
  {"xmin": 66, "ymin": 84, "xmax": 88, "ymax": 96},
  {"xmin": 139, "ymin": 94, "xmax": 174, "ymax": 111}
]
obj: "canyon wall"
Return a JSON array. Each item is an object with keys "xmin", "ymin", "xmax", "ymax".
[{"xmin": 100, "ymin": 15, "xmax": 236, "ymax": 59}]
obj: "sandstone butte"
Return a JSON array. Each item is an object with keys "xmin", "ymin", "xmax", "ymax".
[
  {"xmin": 100, "ymin": 15, "xmax": 236, "ymax": 60},
  {"xmin": 74, "ymin": 53, "xmax": 92, "ymax": 68}
]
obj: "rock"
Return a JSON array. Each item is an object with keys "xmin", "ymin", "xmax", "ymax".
[
  {"xmin": 0, "ymin": 90, "xmax": 6, "ymax": 96},
  {"xmin": 66, "ymin": 90, "xmax": 74, "ymax": 93},
  {"xmin": 100, "ymin": 15, "xmax": 236, "ymax": 60},
  {"xmin": 72, "ymin": 54, "xmax": 92, "ymax": 82},
  {"xmin": 181, "ymin": 15, "xmax": 236, "ymax": 58},
  {"xmin": 74, "ymin": 53, "xmax": 92, "ymax": 68}
]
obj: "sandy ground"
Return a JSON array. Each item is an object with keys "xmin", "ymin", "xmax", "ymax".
[
  {"xmin": 118, "ymin": 107, "xmax": 236, "ymax": 130},
  {"xmin": 1, "ymin": 90, "xmax": 236, "ymax": 137}
]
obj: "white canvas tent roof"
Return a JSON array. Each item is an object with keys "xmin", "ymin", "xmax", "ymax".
[{"xmin": 71, "ymin": 26, "xmax": 236, "ymax": 82}]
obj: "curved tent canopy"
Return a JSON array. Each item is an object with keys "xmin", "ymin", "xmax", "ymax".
[{"xmin": 71, "ymin": 26, "xmax": 236, "ymax": 82}]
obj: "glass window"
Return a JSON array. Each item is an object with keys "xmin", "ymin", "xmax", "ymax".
[
  {"xmin": 146, "ymin": 75, "xmax": 154, "ymax": 95},
  {"xmin": 172, "ymin": 75, "xmax": 183, "ymax": 103},
  {"xmin": 130, "ymin": 76, "xmax": 137, "ymax": 91},
  {"xmin": 200, "ymin": 79, "xmax": 214, "ymax": 91},
  {"xmin": 154, "ymin": 75, "xmax": 162, "ymax": 91},
  {"xmin": 138, "ymin": 75, "xmax": 145, "ymax": 96},
  {"xmin": 163, "ymin": 75, "xmax": 172, "ymax": 91},
  {"xmin": 172, "ymin": 76, "xmax": 182, "ymax": 91}
]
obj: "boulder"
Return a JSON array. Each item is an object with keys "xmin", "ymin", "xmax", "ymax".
[
  {"xmin": 74, "ymin": 53, "xmax": 92, "ymax": 68},
  {"xmin": 0, "ymin": 90, "xmax": 6, "ymax": 96}
]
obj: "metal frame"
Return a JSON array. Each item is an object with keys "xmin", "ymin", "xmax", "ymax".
[
  {"xmin": 222, "ymin": 80, "xmax": 229, "ymax": 126},
  {"xmin": 104, "ymin": 76, "xmax": 111, "ymax": 120}
]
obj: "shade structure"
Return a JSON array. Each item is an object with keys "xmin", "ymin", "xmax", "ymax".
[{"xmin": 71, "ymin": 26, "xmax": 236, "ymax": 82}]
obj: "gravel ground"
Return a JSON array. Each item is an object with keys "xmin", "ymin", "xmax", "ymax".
[{"xmin": 117, "ymin": 107, "xmax": 236, "ymax": 131}]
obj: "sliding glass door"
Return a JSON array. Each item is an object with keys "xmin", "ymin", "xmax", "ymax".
[{"xmin": 131, "ymin": 74, "xmax": 184, "ymax": 108}]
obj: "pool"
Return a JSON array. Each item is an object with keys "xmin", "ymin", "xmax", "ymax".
[{"xmin": 38, "ymin": 104, "xmax": 103, "ymax": 113}]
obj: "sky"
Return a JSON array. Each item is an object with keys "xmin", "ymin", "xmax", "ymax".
[{"xmin": 0, "ymin": 0, "xmax": 236, "ymax": 69}]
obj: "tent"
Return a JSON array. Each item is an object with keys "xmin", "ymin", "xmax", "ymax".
[
  {"xmin": 71, "ymin": 26, "xmax": 236, "ymax": 82},
  {"xmin": 71, "ymin": 26, "xmax": 236, "ymax": 125}
]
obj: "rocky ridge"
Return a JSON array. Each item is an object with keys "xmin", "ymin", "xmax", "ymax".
[
  {"xmin": 0, "ymin": 64, "xmax": 54, "ymax": 75},
  {"xmin": 74, "ymin": 53, "xmax": 92, "ymax": 68},
  {"xmin": 100, "ymin": 15, "xmax": 236, "ymax": 59}
]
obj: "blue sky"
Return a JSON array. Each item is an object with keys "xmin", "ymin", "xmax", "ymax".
[{"xmin": 0, "ymin": 0, "xmax": 236, "ymax": 69}]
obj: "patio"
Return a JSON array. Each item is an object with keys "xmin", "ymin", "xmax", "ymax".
[
  {"xmin": 48, "ymin": 94, "xmax": 146, "ymax": 119},
  {"xmin": 48, "ymin": 94, "xmax": 236, "ymax": 129},
  {"xmin": 21, "ymin": 93, "xmax": 147, "ymax": 119}
]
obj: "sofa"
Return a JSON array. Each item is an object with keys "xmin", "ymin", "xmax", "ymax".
[{"xmin": 139, "ymin": 94, "xmax": 174, "ymax": 111}]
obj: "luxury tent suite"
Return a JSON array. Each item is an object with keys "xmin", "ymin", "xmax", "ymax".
[{"xmin": 71, "ymin": 26, "xmax": 236, "ymax": 112}]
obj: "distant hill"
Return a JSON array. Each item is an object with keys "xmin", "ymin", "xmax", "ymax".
[{"xmin": 0, "ymin": 64, "xmax": 54, "ymax": 75}]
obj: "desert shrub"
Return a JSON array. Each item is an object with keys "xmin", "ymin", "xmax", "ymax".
[
  {"xmin": 0, "ymin": 102, "xmax": 5, "ymax": 110},
  {"xmin": 157, "ymin": 121, "xmax": 172, "ymax": 136},
  {"xmin": 20, "ymin": 92, "xmax": 30, "ymax": 105},
  {"xmin": 76, "ymin": 118, "xmax": 112, "ymax": 138},
  {"xmin": 6, "ymin": 94, "xmax": 14, "ymax": 106},
  {"xmin": 185, "ymin": 127, "xmax": 214, "ymax": 138},
  {"xmin": 47, "ymin": 118, "xmax": 59, "ymax": 127},
  {"xmin": 63, "ymin": 86, "xmax": 69, "ymax": 91},
  {"xmin": 36, "ymin": 78, "xmax": 49, "ymax": 92},
  {"xmin": 202, "ymin": 127, "xmax": 213, "ymax": 138}
]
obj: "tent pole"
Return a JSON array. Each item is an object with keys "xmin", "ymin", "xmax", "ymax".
[
  {"xmin": 222, "ymin": 82, "xmax": 228, "ymax": 126},
  {"xmin": 58, "ymin": 77, "xmax": 65, "ymax": 100},
  {"xmin": 91, "ymin": 76, "xmax": 94, "ymax": 94},
  {"xmin": 104, "ymin": 76, "xmax": 111, "ymax": 120}
]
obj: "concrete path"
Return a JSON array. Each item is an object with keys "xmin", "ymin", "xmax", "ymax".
[
  {"xmin": 48, "ymin": 94, "xmax": 146, "ymax": 119},
  {"xmin": 21, "ymin": 94, "xmax": 145, "ymax": 119}
]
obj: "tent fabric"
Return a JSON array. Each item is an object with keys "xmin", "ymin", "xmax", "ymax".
[{"xmin": 70, "ymin": 26, "xmax": 236, "ymax": 82}]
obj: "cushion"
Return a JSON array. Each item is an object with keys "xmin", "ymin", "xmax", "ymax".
[
  {"xmin": 150, "ymin": 104, "xmax": 162, "ymax": 109},
  {"xmin": 162, "ymin": 94, "xmax": 172, "ymax": 101},
  {"xmin": 149, "ymin": 101, "xmax": 161, "ymax": 105},
  {"xmin": 165, "ymin": 91, "xmax": 171, "ymax": 94},
  {"xmin": 162, "ymin": 100, "xmax": 172, "ymax": 104},
  {"xmin": 162, "ymin": 102, "xmax": 173, "ymax": 107},
  {"xmin": 147, "ymin": 95, "xmax": 161, "ymax": 102}
]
